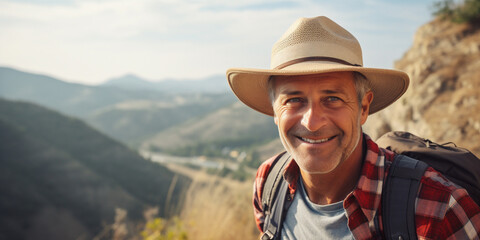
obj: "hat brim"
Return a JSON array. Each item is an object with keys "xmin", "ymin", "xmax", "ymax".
[{"xmin": 226, "ymin": 61, "xmax": 409, "ymax": 116}]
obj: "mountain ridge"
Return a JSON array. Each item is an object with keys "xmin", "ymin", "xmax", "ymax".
[{"xmin": 102, "ymin": 73, "xmax": 229, "ymax": 93}]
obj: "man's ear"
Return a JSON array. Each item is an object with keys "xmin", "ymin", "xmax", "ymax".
[{"xmin": 360, "ymin": 91, "xmax": 373, "ymax": 125}]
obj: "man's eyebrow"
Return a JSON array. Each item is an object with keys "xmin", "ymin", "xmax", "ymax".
[
  {"xmin": 321, "ymin": 89, "xmax": 345, "ymax": 95},
  {"xmin": 278, "ymin": 90, "xmax": 303, "ymax": 96},
  {"xmin": 278, "ymin": 88, "xmax": 347, "ymax": 96}
]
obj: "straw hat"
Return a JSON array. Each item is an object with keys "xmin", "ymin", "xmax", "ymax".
[{"xmin": 226, "ymin": 16, "xmax": 409, "ymax": 116}]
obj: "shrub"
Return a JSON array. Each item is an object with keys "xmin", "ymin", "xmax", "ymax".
[
  {"xmin": 433, "ymin": 0, "xmax": 480, "ymax": 23},
  {"xmin": 141, "ymin": 217, "xmax": 188, "ymax": 240}
]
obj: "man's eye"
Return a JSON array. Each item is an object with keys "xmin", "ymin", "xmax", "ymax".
[
  {"xmin": 286, "ymin": 97, "xmax": 303, "ymax": 104},
  {"xmin": 324, "ymin": 96, "xmax": 345, "ymax": 108},
  {"xmin": 326, "ymin": 96, "xmax": 341, "ymax": 102}
]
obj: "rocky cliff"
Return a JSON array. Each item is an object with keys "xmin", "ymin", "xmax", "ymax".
[{"xmin": 364, "ymin": 17, "xmax": 480, "ymax": 155}]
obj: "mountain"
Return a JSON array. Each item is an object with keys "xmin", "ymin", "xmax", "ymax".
[
  {"xmin": 0, "ymin": 98, "xmax": 191, "ymax": 240},
  {"xmin": 364, "ymin": 17, "xmax": 480, "ymax": 155},
  {"xmin": 0, "ymin": 67, "xmax": 237, "ymax": 147},
  {"xmin": 102, "ymin": 74, "xmax": 229, "ymax": 93},
  {"xmin": 101, "ymin": 74, "xmax": 154, "ymax": 89}
]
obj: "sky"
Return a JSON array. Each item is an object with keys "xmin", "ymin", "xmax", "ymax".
[{"xmin": 0, "ymin": 0, "xmax": 437, "ymax": 85}]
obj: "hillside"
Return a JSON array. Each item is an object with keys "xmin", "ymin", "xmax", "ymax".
[
  {"xmin": 364, "ymin": 18, "xmax": 480, "ymax": 155},
  {"xmin": 169, "ymin": 164, "xmax": 259, "ymax": 240},
  {"xmin": 88, "ymin": 92, "xmax": 236, "ymax": 146},
  {"xmin": 142, "ymin": 101, "xmax": 279, "ymax": 155},
  {"xmin": 0, "ymin": 99, "xmax": 190, "ymax": 240}
]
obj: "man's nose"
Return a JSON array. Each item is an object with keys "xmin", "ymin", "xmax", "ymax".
[{"xmin": 300, "ymin": 103, "xmax": 327, "ymax": 132}]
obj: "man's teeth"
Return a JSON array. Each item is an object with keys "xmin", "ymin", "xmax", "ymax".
[{"xmin": 300, "ymin": 137, "xmax": 331, "ymax": 144}]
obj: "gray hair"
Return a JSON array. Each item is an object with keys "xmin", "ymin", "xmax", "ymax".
[
  {"xmin": 353, "ymin": 72, "xmax": 371, "ymax": 105},
  {"xmin": 268, "ymin": 72, "xmax": 371, "ymax": 107}
]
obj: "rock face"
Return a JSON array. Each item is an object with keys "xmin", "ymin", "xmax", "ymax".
[{"xmin": 364, "ymin": 18, "xmax": 480, "ymax": 155}]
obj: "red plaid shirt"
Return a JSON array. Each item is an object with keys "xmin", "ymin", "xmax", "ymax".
[{"xmin": 253, "ymin": 134, "xmax": 480, "ymax": 239}]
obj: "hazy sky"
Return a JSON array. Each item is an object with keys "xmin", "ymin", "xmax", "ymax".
[{"xmin": 0, "ymin": 0, "xmax": 437, "ymax": 85}]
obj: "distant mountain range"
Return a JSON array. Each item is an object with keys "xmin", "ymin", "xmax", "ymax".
[
  {"xmin": 102, "ymin": 73, "xmax": 230, "ymax": 93},
  {"xmin": 0, "ymin": 67, "xmax": 230, "ymax": 117},
  {"xmin": 0, "ymin": 66, "xmax": 240, "ymax": 147},
  {"xmin": 0, "ymin": 98, "xmax": 190, "ymax": 239},
  {"xmin": 0, "ymin": 67, "xmax": 170, "ymax": 117}
]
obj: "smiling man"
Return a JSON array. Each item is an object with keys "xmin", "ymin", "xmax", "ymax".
[
  {"xmin": 272, "ymin": 72, "xmax": 370, "ymax": 206},
  {"xmin": 226, "ymin": 16, "xmax": 480, "ymax": 239}
]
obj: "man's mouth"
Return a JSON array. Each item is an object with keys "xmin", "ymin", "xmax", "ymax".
[{"xmin": 298, "ymin": 136, "xmax": 335, "ymax": 144}]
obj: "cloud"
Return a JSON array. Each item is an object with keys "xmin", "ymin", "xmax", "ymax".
[
  {"xmin": 200, "ymin": 1, "xmax": 300, "ymax": 11},
  {"xmin": 0, "ymin": 0, "xmax": 436, "ymax": 85}
]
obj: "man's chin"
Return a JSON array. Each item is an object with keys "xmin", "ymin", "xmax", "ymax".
[
  {"xmin": 298, "ymin": 164, "xmax": 338, "ymax": 175},
  {"xmin": 294, "ymin": 156, "xmax": 341, "ymax": 175}
]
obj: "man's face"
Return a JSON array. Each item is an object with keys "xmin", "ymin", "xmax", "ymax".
[{"xmin": 272, "ymin": 72, "xmax": 372, "ymax": 174}]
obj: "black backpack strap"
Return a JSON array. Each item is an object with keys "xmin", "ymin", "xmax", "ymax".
[
  {"xmin": 261, "ymin": 152, "xmax": 291, "ymax": 240},
  {"xmin": 382, "ymin": 154, "xmax": 428, "ymax": 240}
]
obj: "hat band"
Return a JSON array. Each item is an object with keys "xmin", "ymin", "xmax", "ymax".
[{"xmin": 274, "ymin": 56, "xmax": 362, "ymax": 70}]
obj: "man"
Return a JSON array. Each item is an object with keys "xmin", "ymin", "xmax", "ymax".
[{"xmin": 226, "ymin": 16, "xmax": 480, "ymax": 239}]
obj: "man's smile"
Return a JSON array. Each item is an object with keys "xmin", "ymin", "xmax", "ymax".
[{"xmin": 297, "ymin": 135, "xmax": 336, "ymax": 144}]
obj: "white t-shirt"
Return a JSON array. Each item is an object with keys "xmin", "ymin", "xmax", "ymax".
[{"xmin": 281, "ymin": 179, "xmax": 354, "ymax": 239}]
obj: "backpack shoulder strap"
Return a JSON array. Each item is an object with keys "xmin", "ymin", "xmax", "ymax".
[
  {"xmin": 382, "ymin": 154, "xmax": 428, "ymax": 240},
  {"xmin": 261, "ymin": 151, "xmax": 291, "ymax": 240}
]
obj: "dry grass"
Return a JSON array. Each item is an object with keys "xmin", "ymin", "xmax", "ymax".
[{"xmin": 166, "ymin": 164, "xmax": 259, "ymax": 240}]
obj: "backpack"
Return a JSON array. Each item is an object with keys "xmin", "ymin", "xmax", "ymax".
[{"xmin": 260, "ymin": 131, "xmax": 480, "ymax": 240}]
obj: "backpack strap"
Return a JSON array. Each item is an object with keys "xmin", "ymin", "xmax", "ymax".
[
  {"xmin": 261, "ymin": 151, "xmax": 292, "ymax": 240},
  {"xmin": 382, "ymin": 154, "xmax": 428, "ymax": 240}
]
